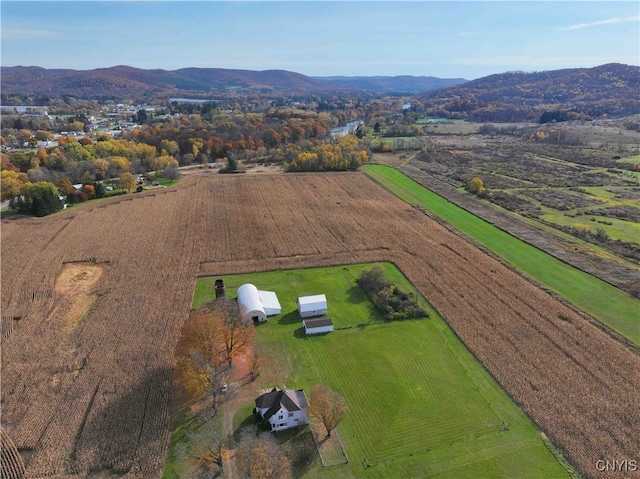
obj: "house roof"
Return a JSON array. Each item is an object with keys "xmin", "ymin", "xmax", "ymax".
[
  {"xmin": 258, "ymin": 290, "xmax": 281, "ymax": 312},
  {"xmin": 303, "ymin": 317, "xmax": 333, "ymax": 328},
  {"xmin": 237, "ymin": 283, "xmax": 265, "ymax": 316},
  {"xmin": 255, "ymin": 388, "xmax": 308, "ymax": 420},
  {"xmin": 298, "ymin": 294, "xmax": 327, "ymax": 308}
]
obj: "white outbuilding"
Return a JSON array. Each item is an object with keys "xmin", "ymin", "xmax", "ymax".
[
  {"xmin": 303, "ymin": 317, "xmax": 334, "ymax": 335},
  {"xmin": 297, "ymin": 294, "xmax": 327, "ymax": 318},
  {"xmin": 236, "ymin": 283, "xmax": 281, "ymax": 323},
  {"xmin": 237, "ymin": 284, "xmax": 267, "ymax": 323},
  {"xmin": 258, "ymin": 290, "xmax": 282, "ymax": 316}
]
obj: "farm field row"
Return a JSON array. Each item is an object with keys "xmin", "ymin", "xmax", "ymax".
[
  {"xmin": 2, "ymin": 172, "xmax": 638, "ymax": 479},
  {"xmin": 362, "ymin": 164, "xmax": 640, "ymax": 344},
  {"xmin": 193, "ymin": 264, "xmax": 573, "ymax": 478}
]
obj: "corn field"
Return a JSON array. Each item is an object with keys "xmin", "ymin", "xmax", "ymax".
[{"xmin": 1, "ymin": 172, "xmax": 638, "ymax": 478}]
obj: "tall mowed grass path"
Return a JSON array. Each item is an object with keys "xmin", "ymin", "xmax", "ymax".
[
  {"xmin": 2, "ymin": 172, "xmax": 638, "ymax": 479},
  {"xmin": 364, "ymin": 163, "xmax": 639, "ymax": 344}
]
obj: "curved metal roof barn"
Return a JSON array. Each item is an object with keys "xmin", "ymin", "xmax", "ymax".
[{"xmin": 237, "ymin": 283, "xmax": 267, "ymax": 323}]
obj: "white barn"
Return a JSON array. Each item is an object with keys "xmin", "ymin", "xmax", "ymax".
[
  {"xmin": 297, "ymin": 294, "xmax": 327, "ymax": 318},
  {"xmin": 303, "ymin": 317, "xmax": 334, "ymax": 335},
  {"xmin": 237, "ymin": 284, "xmax": 266, "ymax": 323},
  {"xmin": 255, "ymin": 387, "xmax": 309, "ymax": 431},
  {"xmin": 237, "ymin": 283, "xmax": 281, "ymax": 323},
  {"xmin": 258, "ymin": 290, "xmax": 282, "ymax": 316}
]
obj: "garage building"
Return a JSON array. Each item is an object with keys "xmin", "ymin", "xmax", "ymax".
[
  {"xmin": 297, "ymin": 294, "xmax": 327, "ymax": 318},
  {"xmin": 237, "ymin": 283, "xmax": 281, "ymax": 323}
]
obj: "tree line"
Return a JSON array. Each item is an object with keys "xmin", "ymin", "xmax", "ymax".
[{"xmin": 1, "ymin": 100, "xmax": 379, "ymax": 214}]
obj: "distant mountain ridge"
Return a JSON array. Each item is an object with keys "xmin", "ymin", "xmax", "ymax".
[
  {"xmin": 0, "ymin": 65, "xmax": 339, "ymax": 100},
  {"xmin": 419, "ymin": 63, "xmax": 640, "ymax": 120},
  {"xmin": 314, "ymin": 75, "xmax": 467, "ymax": 93},
  {"xmin": 0, "ymin": 65, "xmax": 468, "ymax": 101},
  {"xmin": 2, "ymin": 64, "xmax": 637, "ymax": 120}
]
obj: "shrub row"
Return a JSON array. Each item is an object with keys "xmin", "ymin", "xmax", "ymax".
[{"xmin": 358, "ymin": 265, "xmax": 428, "ymax": 320}]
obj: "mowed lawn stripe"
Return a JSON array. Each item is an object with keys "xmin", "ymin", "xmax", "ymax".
[
  {"xmin": 201, "ymin": 264, "xmax": 571, "ymax": 478},
  {"xmin": 363, "ymin": 164, "xmax": 639, "ymax": 344}
]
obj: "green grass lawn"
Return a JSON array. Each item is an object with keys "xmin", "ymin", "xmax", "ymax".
[
  {"xmin": 616, "ymin": 154, "xmax": 640, "ymax": 165},
  {"xmin": 151, "ymin": 176, "xmax": 180, "ymax": 187},
  {"xmin": 362, "ymin": 164, "xmax": 639, "ymax": 345},
  {"xmin": 540, "ymin": 211, "xmax": 640, "ymax": 244},
  {"xmin": 195, "ymin": 264, "xmax": 574, "ymax": 479},
  {"xmin": 368, "ymin": 136, "xmax": 428, "ymax": 151}
]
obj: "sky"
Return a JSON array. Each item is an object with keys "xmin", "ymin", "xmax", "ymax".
[{"xmin": 1, "ymin": 1, "xmax": 638, "ymax": 80}]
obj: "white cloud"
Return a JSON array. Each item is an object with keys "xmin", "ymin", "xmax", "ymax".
[{"xmin": 565, "ymin": 15, "xmax": 640, "ymax": 30}]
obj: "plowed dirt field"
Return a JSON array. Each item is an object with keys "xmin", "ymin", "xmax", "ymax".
[{"xmin": 2, "ymin": 172, "xmax": 638, "ymax": 478}]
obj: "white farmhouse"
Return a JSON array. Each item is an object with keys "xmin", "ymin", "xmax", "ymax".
[
  {"xmin": 236, "ymin": 283, "xmax": 281, "ymax": 323},
  {"xmin": 302, "ymin": 317, "xmax": 334, "ymax": 335},
  {"xmin": 255, "ymin": 387, "xmax": 309, "ymax": 431},
  {"xmin": 297, "ymin": 294, "xmax": 327, "ymax": 318}
]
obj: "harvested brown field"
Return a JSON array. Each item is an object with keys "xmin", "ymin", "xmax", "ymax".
[{"xmin": 2, "ymin": 172, "xmax": 639, "ymax": 478}]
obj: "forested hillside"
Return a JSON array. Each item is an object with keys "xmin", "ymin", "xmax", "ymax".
[
  {"xmin": 418, "ymin": 63, "xmax": 640, "ymax": 121},
  {"xmin": 0, "ymin": 66, "xmax": 339, "ymax": 101}
]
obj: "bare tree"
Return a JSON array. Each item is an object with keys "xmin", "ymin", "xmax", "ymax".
[
  {"xmin": 358, "ymin": 264, "xmax": 388, "ymax": 294},
  {"xmin": 187, "ymin": 415, "xmax": 228, "ymax": 476},
  {"xmin": 214, "ymin": 299, "xmax": 255, "ymax": 367},
  {"xmin": 235, "ymin": 426, "xmax": 292, "ymax": 479},
  {"xmin": 309, "ymin": 384, "xmax": 349, "ymax": 437},
  {"xmin": 163, "ymin": 165, "xmax": 180, "ymax": 181},
  {"xmin": 248, "ymin": 351, "xmax": 262, "ymax": 381}
]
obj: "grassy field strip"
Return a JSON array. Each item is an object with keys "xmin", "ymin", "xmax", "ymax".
[
  {"xmin": 362, "ymin": 164, "xmax": 639, "ymax": 344},
  {"xmin": 581, "ymin": 185, "xmax": 635, "ymax": 201},
  {"xmin": 489, "ymin": 186, "xmax": 640, "ymax": 266},
  {"xmin": 541, "ymin": 211, "xmax": 640, "ymax": 243},
  {"xmin": 616, "ymin": 155, "xmax": 640, "ymax": 164},
  {"xmin": 199, "ymin": 264, "xmax": 573, "ymax": 478}
]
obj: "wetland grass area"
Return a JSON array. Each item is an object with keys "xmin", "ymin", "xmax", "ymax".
[{"xmin": 363, "ymin": 164, "xmax": 639, "ymax": 345}]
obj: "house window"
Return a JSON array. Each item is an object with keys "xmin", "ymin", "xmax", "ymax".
[
  {"xmin": 278, "ymin": 415, "xmax": 284, "ymax": 420},
  {"xmin": 288, "ymin": 412, "xmax": 294, "ymax": 417},
  {"xmin": 279, "ymin": 423, "xmax": 286, "ymax": 427},
  {"xmin": 294, "ymin": 418, "xmax": 299, "ymax": 422}
]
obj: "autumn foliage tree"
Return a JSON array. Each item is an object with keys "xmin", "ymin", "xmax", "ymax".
[
  {"xmin": 118, "ymin": 172, "xmax": 136, "ymax": 193},
  {"xmin": 175, "ymin": 304, "xmax": 227, "ymax": 410},
  {"xmin": 175, "ymin": 300, "xmax": 254, "ymax": 419},
  {"xmin": 283, "ymin": 135, "xmax": 368, "ymax": 172},
  {"xmin": 12, "ymin": 181, "xmax": 63, "ymax": 216},
  {"xmin": 235, "ymin": 426, "xmax": 292, "ymax": 479},
  {"xmin": 1, "ymin": 170, "xmax": 28, "ymax": 200},
  {"xmin": 309, "ymin": 384, "xmax": 349, "ymax": 437},
  {"xmin": 468, "ymin": 176, "xmax": 485, "ymax": 195},
  {"xmin": 82, "ymin": 184, "xmax": 96, "ymax": 200}
]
